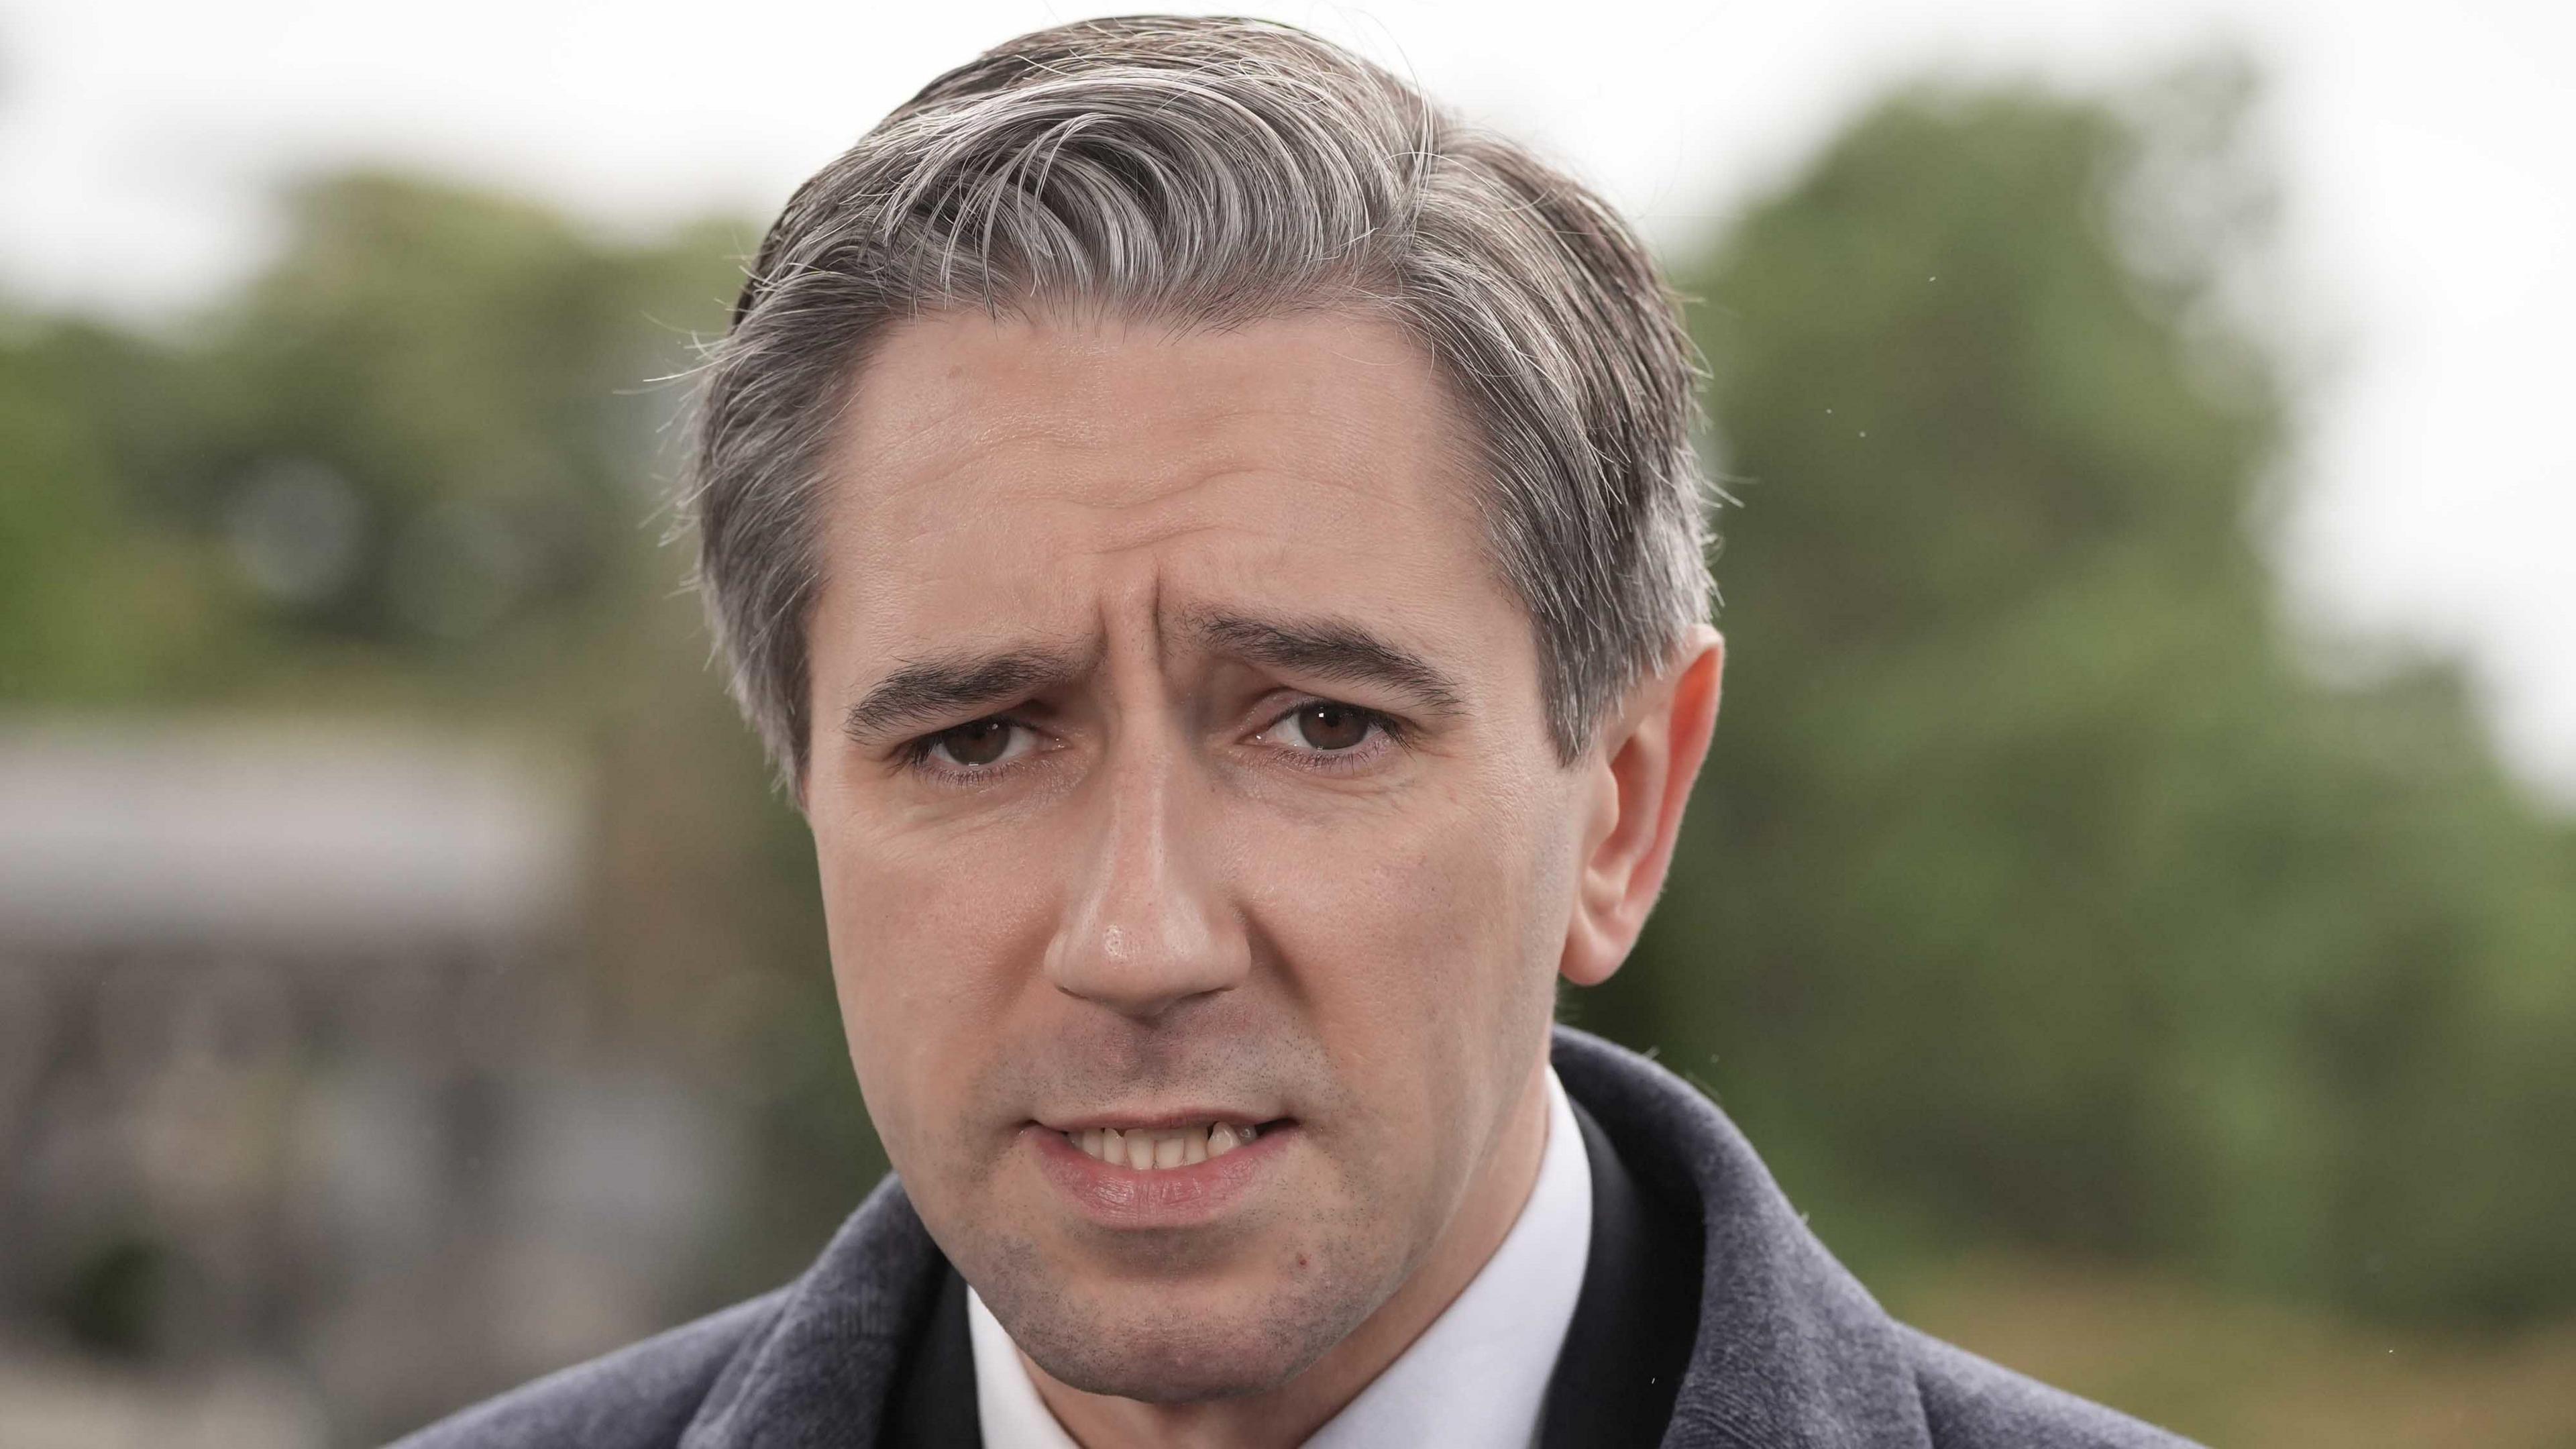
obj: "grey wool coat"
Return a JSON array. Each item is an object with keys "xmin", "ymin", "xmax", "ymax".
[{"xmin": 396, "ymin": 1026, "xmax": 2198, "ymax": 1448}]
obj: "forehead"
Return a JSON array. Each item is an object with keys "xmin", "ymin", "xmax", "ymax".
[{"xmin": 810, "ymin": 307, "xmax": 1521, "ymax": 678}]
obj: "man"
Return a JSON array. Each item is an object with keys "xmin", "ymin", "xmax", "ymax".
[{"xmin": 402, "ymin": 16, "xmax": 2194, "ymax": 1448}]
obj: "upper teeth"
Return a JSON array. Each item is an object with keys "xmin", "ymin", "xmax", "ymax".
[{"xmin": 1069, "ymin": 1122, "xmax": 1257, "ymax": 1169}]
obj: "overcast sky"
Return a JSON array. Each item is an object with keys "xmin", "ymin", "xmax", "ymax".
[{"xmin": 3, "ymin": 0, "xmax": 2568, "ymax": 802}]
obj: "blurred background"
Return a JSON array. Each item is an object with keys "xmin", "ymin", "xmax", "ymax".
[{"xmin": 0, "ymin": 1, "xmax": 2568, "ymax": 1444}]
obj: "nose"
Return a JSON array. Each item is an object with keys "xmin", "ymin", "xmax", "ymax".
[{"xmin": 1042, "ymin": 728, "xmax": 1249, "ymax": 1021}]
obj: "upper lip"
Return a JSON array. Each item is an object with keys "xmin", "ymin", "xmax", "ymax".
[{"xmin": 1035, "ymin": 1107, "xmax": 1285, "ymax": 1132}]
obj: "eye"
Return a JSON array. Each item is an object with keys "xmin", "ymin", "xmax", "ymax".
[
  {"xmin": 1263, "ymin": 700, "xmax": 1389, "ymax": 755},
  {"xmin": 914, "ymin": 716, "xmax": 1034, "ymax": 773}
]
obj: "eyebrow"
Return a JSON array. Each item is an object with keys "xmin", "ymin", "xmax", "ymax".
[
  {"xmin": 1183, "ymin": 609, "xmax": 1467, "ymax": 718},
  {"xmin": 837, "ymin": 610, "xmax": 1468, "ymax": 748},
  {"xmin": 840, "ymin": 645, "xmax": 1092, "ymax": 747}
]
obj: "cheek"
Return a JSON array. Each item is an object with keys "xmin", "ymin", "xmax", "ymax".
[
  {"xmin": 813, "ymin": 819, "xmax": 1059, "ymax": 1165},
  {"xmin": 1238, "ymin": 771, "xmax": 1562, "ymax": 1116}
]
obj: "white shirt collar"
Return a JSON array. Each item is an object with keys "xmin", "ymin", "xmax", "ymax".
[{"xmin": 969, "ymin": 1064, "xmax": 1593, "ymax": 1449}]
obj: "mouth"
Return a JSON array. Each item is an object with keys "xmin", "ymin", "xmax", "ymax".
[
  {"xmin": 1055, "ymin": 1118, "xmax": 1290, "ymax": 1170},
  {"xmin": 1025, "ymin": 1114, "xmax": 1301, "ymax": 1229}
]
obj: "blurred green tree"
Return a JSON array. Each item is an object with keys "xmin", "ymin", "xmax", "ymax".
[
  {"xmin": 0, "ymin": 173, "xmax": 883, "ymax": 1304},
  {"xmin": 0, "ymin": 315, "xmax": 233, "ymax": 700},
  {"xmin": 1583, "ymin": 61, "xmax": 2576, "ymax": 1324}
]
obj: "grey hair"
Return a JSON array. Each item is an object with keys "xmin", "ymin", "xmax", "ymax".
[{"xmin": 687, "ymin": 14, "xmax": 1715, "ymax": 790}]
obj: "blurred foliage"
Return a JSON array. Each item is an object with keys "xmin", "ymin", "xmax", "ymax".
[
  {"xmin": 0, "ymin": 172, "xmax": 883, "ymax": 1303},
  {"xmin": 50, "ymin": 1234, "xmax": 170, "ymax": 1359},
  {"xmin": 1581, "ymin": 62, "xmax": 2576, "ymax": 1325},
  {"xmin": 2, "ymin": 58, "xmax": 2569, "ymax": 1350}
]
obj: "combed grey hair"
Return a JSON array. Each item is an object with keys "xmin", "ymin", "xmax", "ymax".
[{"xmin": 687, "ymin": 14, "xmax": 1715, "ymax": 790}]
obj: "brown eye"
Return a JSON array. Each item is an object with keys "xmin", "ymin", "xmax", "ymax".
[
  {"xmin": 936, "ymin": 718, "xmax": 1015, "ymax": 767},
  {"xmin": 1290, "ymin": 702, "xmax": 1373, "ymax": 752}
]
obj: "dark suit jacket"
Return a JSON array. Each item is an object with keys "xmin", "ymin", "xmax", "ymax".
[{"xmin": 396, "ymin": 1026, "xmax": 2198, "ymax": 1447}]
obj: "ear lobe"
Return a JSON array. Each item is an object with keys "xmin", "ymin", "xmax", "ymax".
[{"xmin": 1560, "ymin": 627, "xmax": 1724, "ymax": 988}]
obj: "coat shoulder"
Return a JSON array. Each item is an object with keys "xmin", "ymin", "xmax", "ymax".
[
  {"xmin": 1899, "ymin": 1324, "xmax": 2200, "ymax": 1448},
  {"xmin": 388, "ymin": 1289, "xmax": 792, "ymax": 1449}
]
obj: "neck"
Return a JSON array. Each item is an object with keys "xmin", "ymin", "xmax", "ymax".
[{"xmin": 1022, "ymin": 1051, "xmax": 1556, "ymax": 1449}]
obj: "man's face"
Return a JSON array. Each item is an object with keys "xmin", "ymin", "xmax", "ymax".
[{"xmin": 801, "ymin": 308, "xmax": 1586, "ymax": 1399}]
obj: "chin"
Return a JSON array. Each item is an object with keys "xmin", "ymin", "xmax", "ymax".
[
  {"xmin": 996, "ymin": 1264, "xmax": 1386, "ymax": 1404},
  {"xmin": 1022, "ymin": 1307, "xmax": 1332, "ymax": 1403}
]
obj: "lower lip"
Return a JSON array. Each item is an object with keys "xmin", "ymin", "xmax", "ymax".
[{"xmin": 1026, "ymin": 1123, "xmax": 1298, "ymax": 1230}]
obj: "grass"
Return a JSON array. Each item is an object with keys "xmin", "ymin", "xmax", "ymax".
[{"xmin": 1880, "ymin": 1255, "xmax": 2576, "ymax": 1447}]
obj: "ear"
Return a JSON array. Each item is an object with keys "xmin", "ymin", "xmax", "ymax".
[{"xmin": 1560, "ymin": 626, "xmax": 1724, "ymax": 988}]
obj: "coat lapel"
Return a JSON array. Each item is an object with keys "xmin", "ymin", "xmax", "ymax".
[
  {"xmin": 1538, "ymin": 1093, "xmax": 1701, "ymax": 1448},
  {"xmin": 678, "ymin": 1175, "xmax": 949, "ymax": 1449},
  {"xmin": 1549, "ymin": 1027, "xmax": 1934, "ymax": 1447},
  {"xmin": 884, "ymin": 1263, "xmax": 981, "ymax": 1446}
]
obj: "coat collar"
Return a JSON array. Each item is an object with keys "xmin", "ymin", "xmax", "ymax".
[
  {"xmin": 1550, "ymin": 1026, "xmax": 1933, "ymax": 1446},
  {"xmin": 676, "ymin": 1168, "xmax": 947, "ymax": 1448},
  {"xmin": 683, "ymin": 1026, "xmax": 1933, "ymax": 1448}
]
